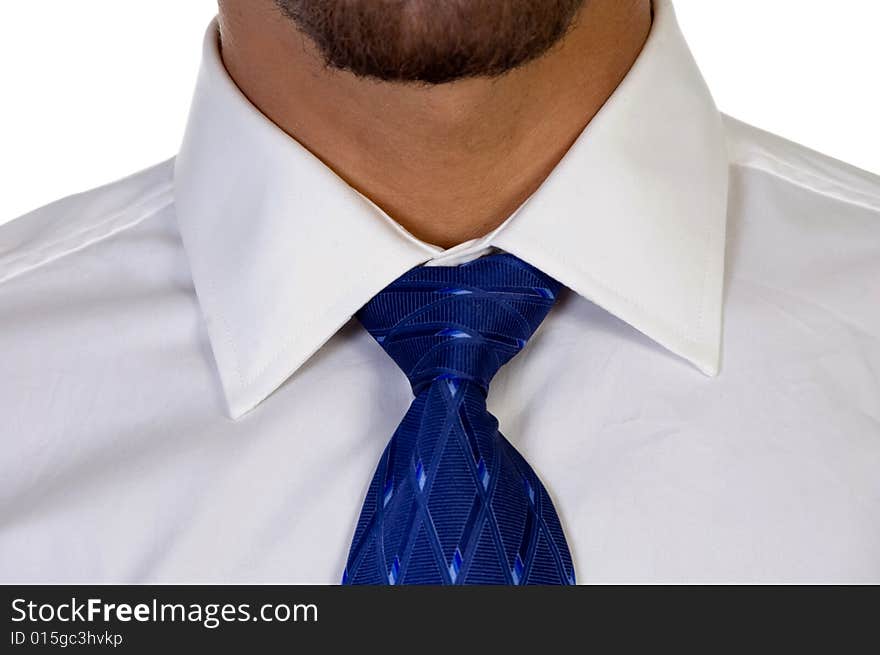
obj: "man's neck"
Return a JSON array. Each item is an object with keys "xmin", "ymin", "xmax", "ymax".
[{"xmin": 218, "ymin": 0, "xmax": 652, "ymax": 248}]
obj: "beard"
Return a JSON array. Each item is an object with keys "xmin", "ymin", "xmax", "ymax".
[{"xmin": 273, "ymin": 0, "xmax": 586, "ymax": 84}]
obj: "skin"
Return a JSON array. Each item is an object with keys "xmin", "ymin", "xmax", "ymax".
[{"xmin": 218, "ymin": 0, "xmax": 652, "ymax": 248}]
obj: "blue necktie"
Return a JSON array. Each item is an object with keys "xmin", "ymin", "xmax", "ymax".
[{"xmin": 343, "ymin": 252, "xmax": 575, "ymax": 585}]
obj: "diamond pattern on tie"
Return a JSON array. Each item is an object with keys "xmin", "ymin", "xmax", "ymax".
[{"xmin": 343, "ymin": 253, "xmax": 575, "ymax": 585}]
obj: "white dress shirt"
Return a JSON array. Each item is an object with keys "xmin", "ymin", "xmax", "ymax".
[{"xmin": 1, "ymin": 0, "xmax": 878, "ymax": 583}]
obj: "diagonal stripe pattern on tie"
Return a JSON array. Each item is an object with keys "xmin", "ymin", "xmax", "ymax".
[{"xmin": 343, "ymin": 252, "xmax": 575, "ymax": 585}]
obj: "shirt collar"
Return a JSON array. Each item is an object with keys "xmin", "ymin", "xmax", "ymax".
[{"xmin": 174, "ymin": 0, "xmax": 728, "ymax": 419}]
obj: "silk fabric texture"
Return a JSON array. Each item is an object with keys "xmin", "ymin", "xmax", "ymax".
[{"xmin": 343, "ymin": 254, "xmax": 575, "ymax": 585}]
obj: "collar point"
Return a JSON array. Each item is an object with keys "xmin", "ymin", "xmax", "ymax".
[
  {"xmin": 687, "ymin": 339, "xmax": 722, "ymax": 378},
  {"xmin": 695, "ymin": 357, "xmax": 721, "ymax": 378}
]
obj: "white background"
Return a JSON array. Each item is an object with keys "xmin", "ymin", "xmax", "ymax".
[{"xmin": 1, "ymin": 0, "xmax": 878, "ymax": 224}]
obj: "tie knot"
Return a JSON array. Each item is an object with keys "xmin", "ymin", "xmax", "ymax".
[{"xmin": 357, "ymin": 253, "xmax": 561, "ymax": 394}]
